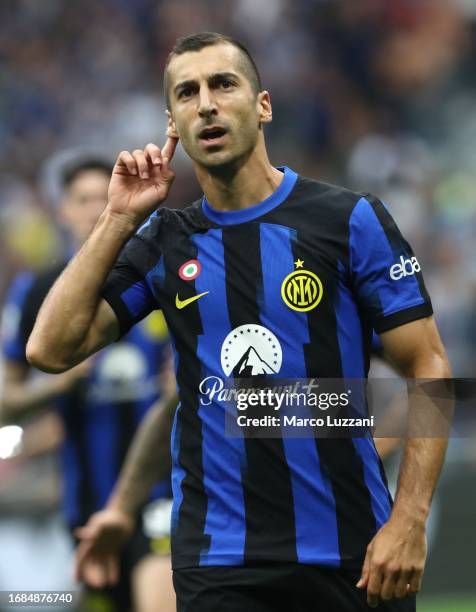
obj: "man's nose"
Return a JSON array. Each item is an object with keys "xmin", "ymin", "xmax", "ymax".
[{"xmin": 198, "ymin": 88, "xmax": 218, "ymax": 118}]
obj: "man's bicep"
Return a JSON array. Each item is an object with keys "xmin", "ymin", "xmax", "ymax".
[{"xmin": 380, "ymin": 317, "xmax": 450, "ymax": 378}]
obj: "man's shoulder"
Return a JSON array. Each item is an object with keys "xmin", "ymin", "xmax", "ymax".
[
  {"xmin": 135, "ymin": 200, "xmax": 209, "ymax": 243},
  {"xmin": 293, "ymin": 174, "xmax": 366, "ymax": 213},
  {"xmin": 161, "ymin": 200, "xmax": 207, "ymax": 228}
]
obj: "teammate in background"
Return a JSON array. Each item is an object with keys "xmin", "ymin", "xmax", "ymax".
[
  {"xmin": 28, "ymin": 33, "xmax": 451, "ymax": 611},
  {"xmin": 1, "ymin": 156, "xmax": 175, "ymax": 612},
  {"xmin": 75, "ymin": 394, "xmax": 177, "ymax": 594}
]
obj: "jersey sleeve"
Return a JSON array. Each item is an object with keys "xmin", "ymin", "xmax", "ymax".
[
  {"xmin": 101, "ymin": 215, "xmax": 162, "ymax": 338},
  {"xmin": 349, "ymin": 194, "xmax": 433, "ymax": 333},
  {"xmin": 1, "ymin": 271, "xmax": 35, "ymax": 363}
]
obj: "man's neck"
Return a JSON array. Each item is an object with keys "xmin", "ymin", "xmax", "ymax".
[{"xmin": 195, "ymin": 148, "xmax": 284, "ymax": 212}]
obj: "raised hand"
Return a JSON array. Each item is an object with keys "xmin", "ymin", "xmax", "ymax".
[{"xmin": 107, "ymin": 138, "xmax": 179, "ymax": 227}]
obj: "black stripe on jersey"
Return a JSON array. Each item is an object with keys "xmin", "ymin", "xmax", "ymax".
[
  {"xmin": 289, "ymin": 226, "xmax": 376, "ymax": 566},
  {"xmin": 164, "ymin": 237, "xmax": 210, "ymax": 567},
  {"xmin": 222, "ymin": 224, "xmax": 298, "ymax": 564},
  {"xmin": 62, "ymin": 385, "xmax": 96, "ymax": 527}
]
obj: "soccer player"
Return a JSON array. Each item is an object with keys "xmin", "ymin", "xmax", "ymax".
[
  {"xmin": 1, "ymin": 156, "xmax": 175, "ymax": 612},
  {"xmin": 27, "ymin": 33, "xmax": 451, "ymax": 611}
]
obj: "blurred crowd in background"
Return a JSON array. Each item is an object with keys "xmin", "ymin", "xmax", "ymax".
[
  {"xmin": 1, "ymin": 0, "xmax": 476, "ymax": 607},
  {"xmin": 2, "ymin": 0, "xmax": 476, "ymax": 372}
]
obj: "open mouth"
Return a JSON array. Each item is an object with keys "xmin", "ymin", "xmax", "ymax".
[{"xmin": 199, "ymin": 127, "xmax": 227, "ymax": 142}]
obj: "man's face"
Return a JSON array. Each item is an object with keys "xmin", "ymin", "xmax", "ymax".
[
  {"xmin": 60, "ymin": 169, "xmax": 109, "ymax": 246},
  {"xmin": 167, "ymin": 44, "xmax": 268, "ymax": 169}
]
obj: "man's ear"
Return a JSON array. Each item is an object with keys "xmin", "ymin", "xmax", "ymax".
[
  {"xmin": 166, "ymin": 110, "xmax": 179, "ymax": 138},
  {"xmin": 257, "ymin": 91, "xmax": 273, "ymax": 125}
]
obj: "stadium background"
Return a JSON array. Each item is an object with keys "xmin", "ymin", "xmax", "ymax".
[{"xmin": 0, "ymin": 1, "xmax": 475, "ymax": 610}]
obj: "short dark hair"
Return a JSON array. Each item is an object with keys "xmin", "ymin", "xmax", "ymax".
[
  {"xmin": 164, "ymin": 32, "xmax": 262, "ymax": 109},
  {"xmin": 62, "ymin": 159, "xmax": 112, "ymax": 188}
]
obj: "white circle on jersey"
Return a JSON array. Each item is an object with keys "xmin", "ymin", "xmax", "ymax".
[
  {"xmin": 179, "ymin": 259, "xmax": 201, "ymax": 281},
  {"xmin": 220, "ymin": 324, "xmax": 282, "ymax": 377}
]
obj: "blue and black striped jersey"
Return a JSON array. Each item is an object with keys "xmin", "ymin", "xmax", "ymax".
[{"xmin": 101, "ymin": 166, "xmax": 432, "ymax": 570}]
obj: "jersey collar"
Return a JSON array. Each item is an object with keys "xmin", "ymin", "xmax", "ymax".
[{"xmin": 201, "ymin": 166, "xmax": 298, "ymax": 225}]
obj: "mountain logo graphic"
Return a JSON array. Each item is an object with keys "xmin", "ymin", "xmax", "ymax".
[
  {"xmin": 232, "ymin": 346, "xmax": 276, "ymax": 376},
  {"xmin": 220, "ymin": 324, "xmax": 282, "ymax": 377}
]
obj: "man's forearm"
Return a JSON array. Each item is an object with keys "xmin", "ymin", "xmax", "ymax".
[
  {"xmin": 391, "ymin": 375, "xmax": 452, "ymax": 524},
  {"xmin": 108, "ymin": 394, "xmax": 178, "ymax": 517},
  {"xmin": 2, "ymin": 378, "xmax": 65, "ymax": 423},
  {"xmin": 392, "ymin": 437, "xmax": 447, "ymax": 524},
  {"xmin": 26, "ymin": 210, "xmax": 136, "ymax": 372}
]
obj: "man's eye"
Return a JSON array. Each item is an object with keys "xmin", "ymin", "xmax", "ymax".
[
  {"xmin": 180, "ymin": 88, "xmax": 193, "ymax": 98},
  {"xmin": 221, "ymin": 80, "xmax": 233, "ymax": 89}
]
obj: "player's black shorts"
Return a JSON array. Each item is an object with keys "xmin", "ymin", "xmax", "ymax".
[{"xmin": 173, "ymin": 562, "xmax": 416, "ymax": 612}]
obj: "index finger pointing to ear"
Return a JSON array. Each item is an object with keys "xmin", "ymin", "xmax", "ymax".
[{"xmin": 162, "ymin": 136, "xmax": 178, "ymax": 162}]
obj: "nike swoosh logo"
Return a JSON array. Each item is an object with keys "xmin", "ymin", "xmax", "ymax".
[{"xmin": 175, "ymin": 291, "xmax": 209, "ymax": 309}]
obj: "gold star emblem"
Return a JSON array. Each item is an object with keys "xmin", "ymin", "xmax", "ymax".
[{"xmin": 294, "ymin": 259, "xmax": 304, "ymax": 269}]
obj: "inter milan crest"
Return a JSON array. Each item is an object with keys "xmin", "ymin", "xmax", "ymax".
[{"xmin": 281, "ymin": 260, "xmax": 323, "ymax": 312}]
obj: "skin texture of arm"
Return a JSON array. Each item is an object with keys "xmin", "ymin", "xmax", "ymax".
[
  {"xmin": 75, "ymin": 393, "xmax": 178, "ymax": 587},
  {"xmin": 26, "ymin": 139, "xmax": 178, "ymax": 373},
  {"xmin": 357, "ymin": 316, "xmax": 452, "ymax": 607},
  {"xmin": 20, "ymin": 411, "xmax": 64, "ymax": 459},
  {"xmin": 0, "ymin": 359, "xmax": 90, "ymax": 423}
]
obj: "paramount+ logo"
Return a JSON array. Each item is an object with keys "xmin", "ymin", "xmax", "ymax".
[{"xmin": 389, "ymin": 255, "xmax": 421, "ymax": 281}]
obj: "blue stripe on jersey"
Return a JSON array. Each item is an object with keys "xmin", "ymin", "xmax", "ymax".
[
  {"xmin": 201, "ymin": 167, "xmax": 298, "ymax": 226},
  {"xmin": 171, "ymin": 404, "xmax": 186, "ymax": 534},
  {"xmin": 84, "ymin": 403, "xmax": 119, "ymax": 508},
  {"xmin": 167, "ymin": 325, "xmax": 183, "ymax": 534},
  {"xmin": 60, "ymin": 436, "xmax": 81, "ymax": 527},
  {"xmin": 2, "ymin": 271, "xmax": 34, "ymax": 361},
  {"xmin": 334, "ymin": 269, "xmax": 392, "ymax": 527},
  {"xmin": 259, "ymin": 224, "xmax": 310, "ymax": 378},
  {"xmin": 192, "ymin": 229, "xmax": 247, "ymax": 566},
  {"xmin": 136, "ymin": 210, "xmax": 159, "ymax": 234},
  {"xmin": 146, "ymin": 255, "xmax": 166, "ymax": 292},
  {"xmin": 121, "ymin": 281, "xmax": 155, "ymax": 318},
  {"xmin": 335, "ymin": 262, "xmax": 366, "ymax": 380},
  {"xmin": 349, "ymin": 197, "xmax": 426, "ymax": 318},
  {"xmin": 259, "ymin": 223, "xmax": 340, "ymax": 566},
  {"xmin": 351, "ymin": 438, "xmax": 392, "ymax": 529}
]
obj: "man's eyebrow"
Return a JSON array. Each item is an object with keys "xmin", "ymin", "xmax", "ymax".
[
  {"xmin": 173, "ymin": 79, "xmax": 197, "ymax": 95},
  {"xmin": 208, "ymin": 72, "xmax": 240, "ymax": 82},
  {"xmin": 173, "ymin": 72, "xmax": 240, "ymax": 96}
]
